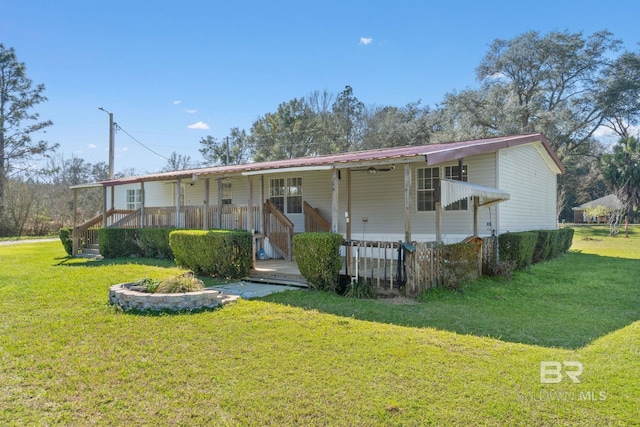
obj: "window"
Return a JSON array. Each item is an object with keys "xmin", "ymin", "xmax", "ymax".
[
  {"xmin": 126, "ymin": 189, "xmax": 142, "ymax": 210},
  {"xmin": 416, "ymin": 165, "xmax": 468, "ymax": 212},
  {"xmin": 221, "ymin": 182, "xmax": 232, "ymax": 205},
  {"xmin": 444, "ymin": 165, "xmax": 468, "ymax": 211},
  {"xmin": 286, "ymin": 177, "xmax": 303, "ymax": 214},
  {"xmin": 270, "ymin": 177, "xmax": 302, "ymax": 214}
]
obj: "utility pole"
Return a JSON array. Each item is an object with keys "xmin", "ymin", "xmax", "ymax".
[
  {"xmin": 225, "ymin": 136, "xmax": 230, "ymax": 165},
  {"xmin": 99, "ymin": 107, "xmax": 115, "ymax": 179}
]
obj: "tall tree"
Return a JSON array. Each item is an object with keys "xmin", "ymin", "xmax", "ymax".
[
  {"xmin": 161, "ymin": 151, "xmax": 194, "ymax": 172},
  {"xmin": 250, "ymin": 98, "xmax": 318, "ymax": 161},
  {"xmin": 200, "ymin": 128, "xmax": 253, "ymax": 166},
  {"xmin": 0, "ymin": 44, "xmax": 56, "ymax": 222},
  {"xmin": 601, "ymin": 136, "xmax": 640, "ymax": 236},
  {"xmin": 332, "ymin": 85, "xmax": 365, "ymax": 152}
]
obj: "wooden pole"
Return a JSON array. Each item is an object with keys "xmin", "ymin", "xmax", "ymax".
[{"xmin": 473, "ymin": 196, "xmax": 479, "ymax": 237}]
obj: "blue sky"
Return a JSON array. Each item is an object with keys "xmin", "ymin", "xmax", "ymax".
[{"xmin": 2, "ymin": 0, "xmax": 639, "ymax": 175}]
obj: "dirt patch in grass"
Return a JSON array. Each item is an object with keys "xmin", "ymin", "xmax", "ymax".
[{"xmin": 378, "ymin": 296, "xmax": 420, "ymax": 305}]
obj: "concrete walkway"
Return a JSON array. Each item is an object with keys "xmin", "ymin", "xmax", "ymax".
[
  {"xmin": 208, "ymin": 281, "xmax": 302, "ymax": 299},
  {"xmin": 0, "ymin": 238, "xmax": 59, "ymax": 246}
]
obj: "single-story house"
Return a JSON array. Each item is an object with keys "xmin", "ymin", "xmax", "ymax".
[
  {"xmin": 71, "ymin": 132, "xmax": 563, "ymax": 292},
  {"xmin": 572, "ymin": 194, "xmax": 624, "ymax": 223}
]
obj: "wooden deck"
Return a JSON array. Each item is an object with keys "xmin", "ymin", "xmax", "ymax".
[{"xmin": 248, "ymin": 259, "xmax": 308, "ymax": 287}]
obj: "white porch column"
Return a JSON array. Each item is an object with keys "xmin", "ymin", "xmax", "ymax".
[
  {"xmin": 175, "ymin": 179, "xmax": 181, "ymax": 228},
  {"xmin": 103, "ymin": 185, "xmax": 108, "ymax": 228},
  {"xmin": 248, "ymin": 175, "xmax": 254, "ymax": 232},
  {"xmin": 140, "ymin": 181, "xmax": 145, "ymax": 228},
  {"xmin": 331, "ymin": 169, "xmax": 339, "ymax": 233},
  {"xmin": 404, "ymin": 163, "xmax": 411, "ymax": 243},
  {"xmin": 203, "ymin": 178, "xmax": 210, "ymax": 230},
  {"xmin": 217, "ymin": 178, "xmax": 223, "ymax": 229}
]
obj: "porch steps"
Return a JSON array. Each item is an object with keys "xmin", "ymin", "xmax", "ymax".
[
  {"xmin": 245, "ymin": 270, "xmax": 308, "ymax": 288},
  {"xmin": 79, "ymin": 243, "xmax": 103, "ymax": 260}
]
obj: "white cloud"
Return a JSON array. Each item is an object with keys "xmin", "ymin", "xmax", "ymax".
[
  {"xmin": 359, "ymin": 37, "xmax": 373, "ymax": 46},
  {"xmin": 188, "ymin": 121, "xmax": 210, "ymax": 130},
  {"xmin": 88, "ymin": 143, "xmax": 97, "ymax": 149},
  {"xmin": 185, "ymin": 109, "xmax": 197, "ymax": 114},
  {"xmin": 173, "ymin": 100, "xmax": 182, "ymax": 105}
]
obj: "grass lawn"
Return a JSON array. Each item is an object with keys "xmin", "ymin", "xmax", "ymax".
[{"xmin": 1, "ymin": 227, "xmax": 639, "ymax": 425}]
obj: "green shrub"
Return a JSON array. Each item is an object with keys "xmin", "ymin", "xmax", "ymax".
[
  {"xmin": 98, "ymin": 228, "xmax": 175, "ymax": 258},
  {"xmin": 440, "ymin": 242, "xmax": 481, "ymax": 289},
  {"xmin": 498, "ymin": 231, "xmax": 538, "ymax": 270},
  {"xmin": 169, "ymin": 230, "xmax": 252, "ymax": 279},
  {"xmin": 489, "ymin": 260, "xmax": 516, "ymax": 279},
  {"xmin": 59, "ymin": 227, "xmax": 74, "ymax": 256},
  {"xmin": 98, "ymin": 228, "xmax": 140, "ymax": 258},
  {"xmin": 344, "ymin": 280, "xmax": 374, "ymax": 299},
  {"xmin": 137, "ymin": 228, "xmax": 174, "ymax": 258},
  {"xmin": 532, "ymin": 230, "xmax": 554, "ymax": 263},
  {"xmin": 293, "ymin": 232, "xmax": 343, "ymax": 291},
  {"xmin": 155, "ymin": 272, "xmax": 205, "ymax": 294},
  {"xmin": 558, "ymin": 228, "xmax": 575, "ymax": 253}
]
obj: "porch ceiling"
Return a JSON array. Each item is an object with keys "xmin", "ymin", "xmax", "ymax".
[{"xmin": 440, "ymin": 179, "xmax": 510, "ymax": 208}]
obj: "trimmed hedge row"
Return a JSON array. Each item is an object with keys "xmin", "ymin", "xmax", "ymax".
[
  {"xmin": 292, "ymin": 232, "xmax": 344, "ymax": 291},
  {"xmin": 59, "ymin": 227, "xmax": 74, "ymax": 256},
  {"xmin": 98, "ymin": 228, "xmax": 175, "ymax": 258},
  {"xmin": 499, "ymin": 228, "xmax": 574, "ymax": 270},
  {"xmin": 169, "ymin": 230, "xmax": 252, "ymax": 279}
]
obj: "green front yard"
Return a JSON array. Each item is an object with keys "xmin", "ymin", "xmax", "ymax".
[{"xmin": 0, "ymin": 226, "xmax": 638, "ymax": 425}]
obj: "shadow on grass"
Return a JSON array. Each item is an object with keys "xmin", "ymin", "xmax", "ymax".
[
  {"xmin": 261, "ymin": 252, "xmax": 640, "ymax": 350},
  {"xmin": 55, "ymin": 256, "xmax": 177, "ymax": 268}
]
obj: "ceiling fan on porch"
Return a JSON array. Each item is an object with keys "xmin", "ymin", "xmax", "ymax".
[{"xmin": 351, "ymin": 164, "xmax": 396, "ymax": 175}]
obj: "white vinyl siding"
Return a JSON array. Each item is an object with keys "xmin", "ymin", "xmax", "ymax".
[{"xmin": 497, "ymin": 142, "xmax": 558, "ymax": 232}]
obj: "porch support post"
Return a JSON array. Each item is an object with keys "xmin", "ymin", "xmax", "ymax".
[
  {"xmin": 175, "ymin": 179, "xmax": 181, "ymax": 228},
  {"xmin": 473, "ymin": 196, "xmax": 479, "ymax": 237},
  {"xmin": 217, "ymin": 178, "xmax": 223, "ymax": 229},
  {"xmin": 248, "ymin": 175, "xmax": 254, "ymax": 232},
  {"xmin": 110, "ymin": 186, "xmax": 115, "ymax": 210},
  {"xmin": 331, "ymin": 168, "xmax": 339, "ymax": 233},
  {"xmin": 203, "ymin": 178, "xmax": 210, "ymax": 230},
  {"xmin": 72, "ymin": 188, "xmax": 78, "ymax": 255},
  {"xmin": 435, "ymin": 202, "xmax": 442, "ymax": 245},
  {"xmin": 346, "ymin": 169, "xmax": 351, "ymax": 240},
  {"xmin": 404, "ymin": 163, "xmax": 411, "ymax": 243},
  {"xmin": 103, "ymin": 185, "xmax": 108, "ymax": 228},
  {"xmin": 140, "ymin": 181, "xmax": 145, "ymax": 228},
  {"xmin": 260, "ymin": 175, "xmax": 264, "ymax": 233}
]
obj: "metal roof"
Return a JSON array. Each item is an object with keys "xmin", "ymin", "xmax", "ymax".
[{"xmin": 95, "ymin": 133, "xmax": 563, "ymax": 187}]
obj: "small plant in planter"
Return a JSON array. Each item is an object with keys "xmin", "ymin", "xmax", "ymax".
[{"xmin": 130, "ymin": 271, "xmax": 204, "ymax": 294}]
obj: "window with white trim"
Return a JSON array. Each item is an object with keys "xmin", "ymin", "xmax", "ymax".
[
  {"xmin": 126, "ymin": 189, "xmax": 142, "ymax": 210},
  {"xmin": 444, "ymin": 165, "xmax": 468, "ymax": 211},
  {"xmin": 221, "ymin": 182, "xmax": 232, "ymax": 205},
  {"xmin": 416, "ymin": 167, "xmax": 439, "ymax": 211},
  {"xmin": 416, "ymin": 165, "xmax": 468, "ymax": 211},
  {"xmin": 270, "ymin": 177, "xmax": 302, "ymax": 214}
]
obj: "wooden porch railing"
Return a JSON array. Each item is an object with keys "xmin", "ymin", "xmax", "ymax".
[
  {"xmin": 108, "ymin": 205, "xmax": 261, "ymax": 231},
  {"xmin": 303, "ymin": 201, "xmax": 330, "ymax": 232},
  {"xmin": 343, "ymin": 237, "xmax": 492, "ymax": 297},
  {"xmin": 263, "ymin": 200, "xmax": 294, "ymax": 261},
  {"xmin": 342, "ymin": 240, "xmax": 402, "ymax": 292}
]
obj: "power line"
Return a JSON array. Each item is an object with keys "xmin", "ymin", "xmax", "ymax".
[{"xmin": 115, "ymin": 124, "xmax": 170, "ymax": 161}]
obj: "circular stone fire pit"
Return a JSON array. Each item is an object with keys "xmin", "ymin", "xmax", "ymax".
[{"xmin": 109, "ymin": 283, "xmax": 239, "ymax": 312}]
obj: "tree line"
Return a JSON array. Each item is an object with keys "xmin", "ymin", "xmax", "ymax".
[{"xmin": 1, "ymin": 30, "xmax": 639, "ymax": 236}]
